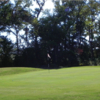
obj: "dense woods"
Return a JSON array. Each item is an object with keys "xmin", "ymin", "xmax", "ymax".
[{"xmin": 0, "ymin": 0, "xmax": 100, "ymax": 68}]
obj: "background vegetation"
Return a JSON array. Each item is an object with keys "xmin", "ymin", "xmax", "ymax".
[{"xmin": 0, "ymin": 0, "xmax": 100, "ymax": 68}]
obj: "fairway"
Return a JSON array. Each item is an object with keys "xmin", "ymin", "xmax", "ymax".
[{"xmin": 0, "ymin": 67, "xmax": 100, "ymax": 100}]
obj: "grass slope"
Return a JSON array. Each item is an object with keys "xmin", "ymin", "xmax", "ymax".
[
  {"xmin": 0, "ymin": 66, "xmax": 100, "ymax": 100},
  {"xmin": 0, "ymin": 67, "xmax": 43, "ymax": 76}
]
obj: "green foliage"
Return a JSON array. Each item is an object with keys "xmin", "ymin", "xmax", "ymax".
[
  {"xmin": 0, "ymin": 36, "xmax": 15, "ymax": 67},
  {"xmin": 0, "ymin": 2, "xmax": 13, "ymax": 30},
  {"xmin": 17, "ymin": 47, "xmax": 47, "ymax": 67},
  {"xmin": 0, "ymin": 0, "xmax": 100, "ymax": 67}
]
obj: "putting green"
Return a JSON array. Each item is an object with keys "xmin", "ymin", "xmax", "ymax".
[{"xmin": 0, "ymin": 67, "xmax": 100, "ymax": 100}]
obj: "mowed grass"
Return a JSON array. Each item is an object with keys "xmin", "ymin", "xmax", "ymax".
[
  {"xmin": 0, "ymin": 66, "xmax": 100, "ymax": 100},
  {"xmin": 0, "ymin": 67, "xmax": 44, "ymax": 76}
]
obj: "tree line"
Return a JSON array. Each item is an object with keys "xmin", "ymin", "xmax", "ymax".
[{"xmin": 0, "ymin": 0, "xmax": 100, "ymax": 68}]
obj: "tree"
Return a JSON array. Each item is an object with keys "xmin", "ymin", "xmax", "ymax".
[
  {"xmin": 0, "ymin": 36, "xmax": 15, "ymax": 67},
  {"xmin": 5, "ymin": 0, "xmax": 33, "ymax": 55},
  {"xmin": 0, "ymin": 0, "xmax": 13, "ymax": 31},
  {"xmin": 26, "ymin": 0, "xmax": 47, "ymax": 66},
  {"xmin": 84, "ymin": 0, "xmax": 100, "ymax": 65}
]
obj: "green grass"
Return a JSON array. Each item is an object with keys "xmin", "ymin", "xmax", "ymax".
[
  {"xmin": 0, "ymin": 66, "xmax": 100, "ymax": 100},
  {"xmin": 0, "ymin": 67, "xmax": 43, "ymax": 76}
]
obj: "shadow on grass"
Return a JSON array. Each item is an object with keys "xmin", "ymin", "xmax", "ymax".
[{"xmin": 0, "ymin": 64, "xmax": 91, "ymax": 70}]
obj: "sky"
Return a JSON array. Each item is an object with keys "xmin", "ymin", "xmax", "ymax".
[
  {"xmin": 30, "ymin": 0, "xmax": 55, "ymax": 18},
  {"xmin": 1, "ymin": 0, "xmax": 55, "ymax": 43}
]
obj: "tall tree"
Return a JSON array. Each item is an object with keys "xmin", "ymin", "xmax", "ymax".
[
  {"xmin": 84, "ymin": 0, "xmax": 100, "ymax": 64},
  {"xmin": 5, "ymin": 0, "xmax": 33, "ymax": 55},
  {"xmin": 0, "ymin": 36, "xmax": 15, "ymax": 67},
  {"xmin": 0, "ymin": 0, "xmax": 12, "ymax": 31},
  {"xmin": 28, "ymin": 0, "xmax": 46, "ymax": 66}
]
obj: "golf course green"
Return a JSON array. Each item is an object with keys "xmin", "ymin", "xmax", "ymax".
[{"xmin": 0, "ymin": 66, "xmax": 100, "ymax": 100}]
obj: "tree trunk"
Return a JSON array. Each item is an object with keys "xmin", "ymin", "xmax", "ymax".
[
  {"xmin": 35, "ymin": 35, "xmax": 39, "ymax": 66},
  {"xmin": 89, "ymin": 26, "xmax": 96, "ymax": 65},
  {"xmin": 16, "ymin": 30, "xmax": 19, "ymax": 55}
]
